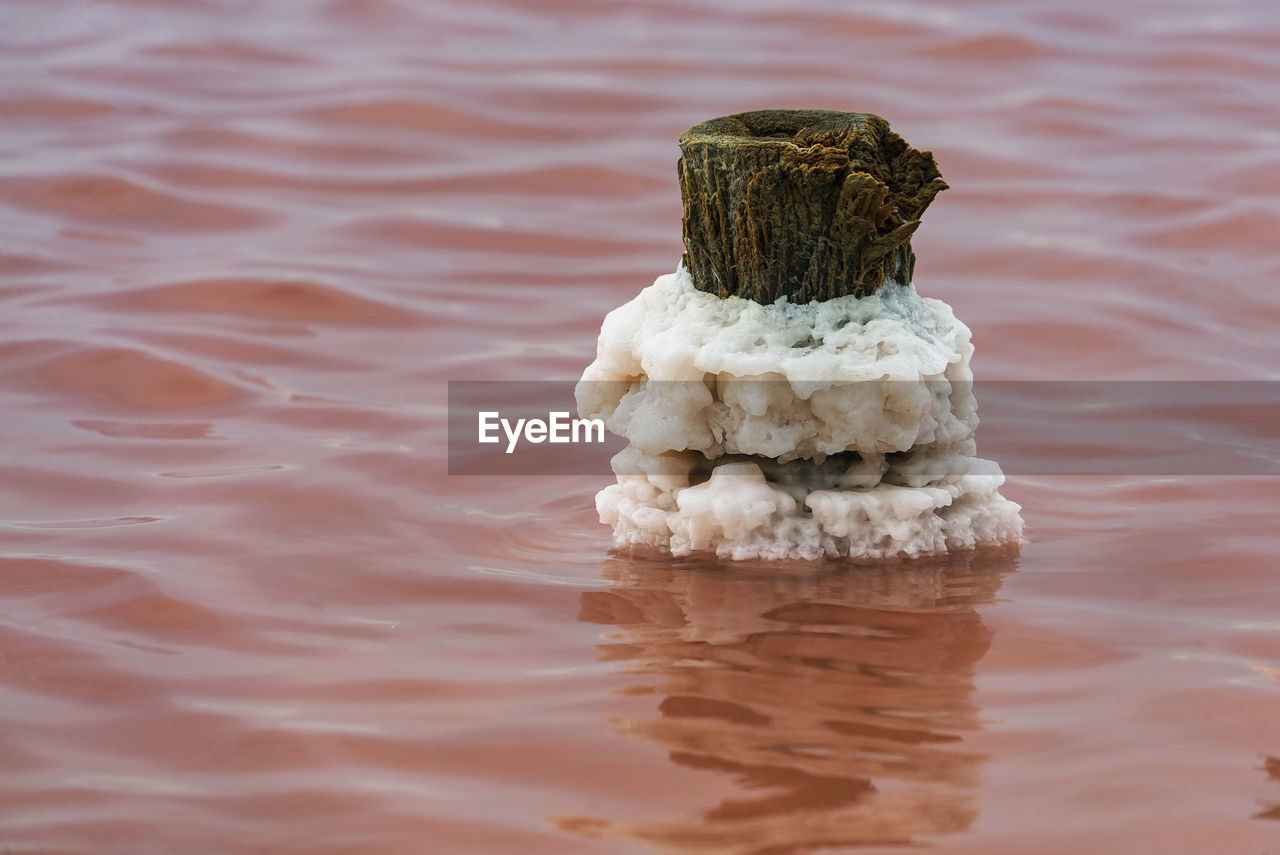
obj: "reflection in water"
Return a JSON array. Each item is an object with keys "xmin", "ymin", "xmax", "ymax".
[
  {"xmin": 557, "ymin": 552, "xmax": 1016, "ymax": 853},
  {"xmin": 1257, "ymin": 756, "xmax": 1280, "ymax": 821}
]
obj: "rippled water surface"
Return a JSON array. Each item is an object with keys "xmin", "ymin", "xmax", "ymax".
[{"xmin": 3, "ymin": 1, "xmax": 1280, "ymax": 852}]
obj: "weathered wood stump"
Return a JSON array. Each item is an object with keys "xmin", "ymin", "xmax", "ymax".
[{"xmin": 678, "ymin": 110, "xmax": 948, "ymax": 303}]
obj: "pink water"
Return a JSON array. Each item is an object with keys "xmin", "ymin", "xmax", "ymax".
[{"xmin": 2, "ymin": 1, "xmax": 1279, "ymax": 853}]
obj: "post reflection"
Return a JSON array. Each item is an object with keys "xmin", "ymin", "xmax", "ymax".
[
  {"xmin": 1256, "ymin": 756, "xmax": 1280, "ymax": 821},
  {"xmin": 558, "ymin": 552, "xmax": 1016, "ymax": 853}
]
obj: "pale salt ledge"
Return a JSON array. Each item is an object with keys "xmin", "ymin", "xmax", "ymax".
[
  {"xmin": 577, "ymin": 268, "xmax": 977, "ymax": 460},
  {"xmin": 576, "ymin": 267, "xmax": 1024, "ymax": 561},
  {"xmin": 597, "ymin": 447, "xmax": 1022, "ymax": 561}
]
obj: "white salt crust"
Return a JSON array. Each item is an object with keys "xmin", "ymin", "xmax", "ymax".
[
  {"xmin": 576, "ymin": 267, "xmax": 1024, "ymax": 561},
  {"xmin": 578, "ymin": 268, "xmax": 976, "ymax": 460},
  {"xmin": 597, "ymin": 447, "xmax": 1023, "ymax": 562}
]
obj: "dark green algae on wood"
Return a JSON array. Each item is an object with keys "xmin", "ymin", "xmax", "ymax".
[{"xmin": 678, "ymin": 110, "xmax": 948, "ymax": 304}]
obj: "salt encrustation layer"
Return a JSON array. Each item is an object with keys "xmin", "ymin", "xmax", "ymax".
[{"xmin": 576, "ymin": 266, "xmax": 1023, "ymax": 561}]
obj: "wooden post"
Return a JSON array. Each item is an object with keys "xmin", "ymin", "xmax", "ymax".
[{"xmin": 678, "ymin": 110, "xmax": 948, "ymax": 303}]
